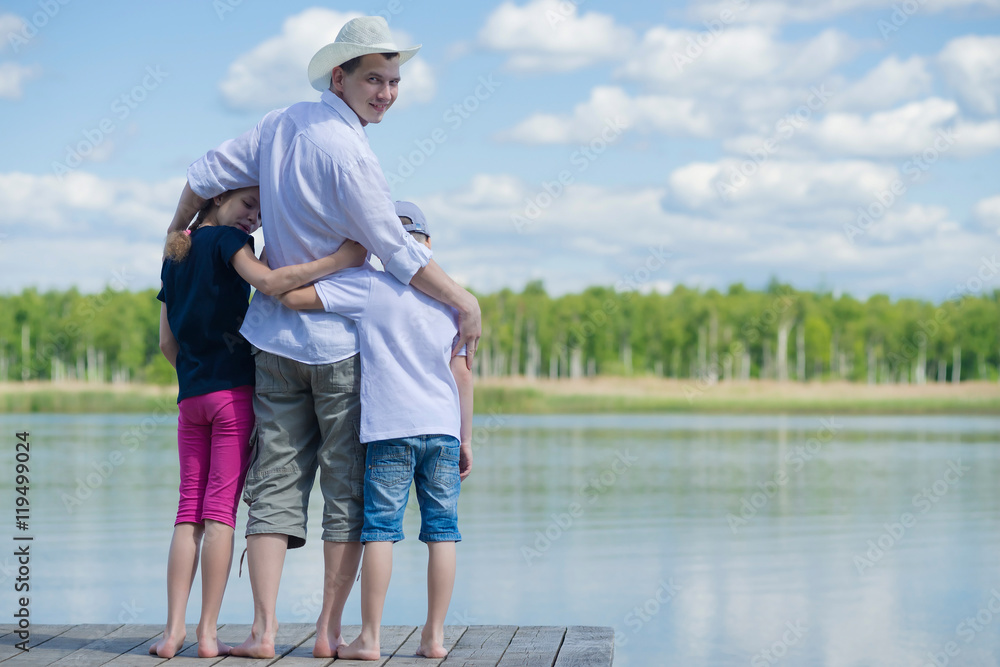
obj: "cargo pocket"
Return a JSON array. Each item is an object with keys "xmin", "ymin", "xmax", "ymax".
[{"xmin": 351, "ymin": 420, "xmax": 366, "ymax": 499}]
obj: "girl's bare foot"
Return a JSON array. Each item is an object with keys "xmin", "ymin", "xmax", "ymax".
[
  {"xmin": 148, "ymin": 631, "xmax": 185, "ymax": 658},
  {"xmin": 336, "ymin": 635, "xmax": 381, "ymax": 661},
  {"xmin": 197, "ymin": 635, "xmax": 231, "ymax": 658},
  {"xmin": 417, "ymin": 628, "xmax": 448, "ymax": 659}
]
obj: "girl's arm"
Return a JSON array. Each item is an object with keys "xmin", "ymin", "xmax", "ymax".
[
  {"xmin": 450, "ymin": 354, "xmax": 474, "ymax": 481},
  {"xmin": 231, "ymin": 240, "xmax": 366, "ymax": 296},
  {"xmin": 158, "ymin": 303, "xmax": 179, "ymax": 368}
]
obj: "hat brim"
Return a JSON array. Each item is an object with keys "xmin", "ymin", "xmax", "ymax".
[{"xmin": 308, "ymin": 43, "xmax": 421, "ymax": 92}]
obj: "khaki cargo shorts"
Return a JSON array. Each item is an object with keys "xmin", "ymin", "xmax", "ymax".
[{"xmin": 243, "ymin": 348, "xmax": 364, "ymax": 548}]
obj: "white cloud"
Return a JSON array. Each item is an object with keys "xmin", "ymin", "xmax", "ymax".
[
  {"xmin": 974, "ymin": 195, "xmax": 1000, "ymax": 230},
  {"xmin": 0, "ymin": 14, "xmax": 24, "ymax": 53},
  {"xmin": 617, "ymin": 26, "xmax": 857, "ymax": 93},
  {"xmin": 832, "ymin": 55, "xmax": 933, "ymax": 112},
  {"xmin": 667, "ymin": 159, "xmax": 901, "ymax": 213},
  {"xmin": 688, "ymin": 0, "xmax": 1000, "ymax": 25},
  {"xmin": 806, "ymin": 97, "xmax": 1000, "ymax": 157},
  {"xmin": 0, "ymin": 61, "xmax": 39, "ymax": 99},
  {"xmin": 478, "ymin": 0, "xmax": 635, "ymax": 72},
  {"xmin": 938, "ymin": 34, "xmax": 1000, "ymax": 114},
  {"xmin": 501, "ymin": 86, "xmax": 711, "ymax": 144},
  {"xmin": 219, "ymin": 8, "xmax": 435, "ymax": 111}
]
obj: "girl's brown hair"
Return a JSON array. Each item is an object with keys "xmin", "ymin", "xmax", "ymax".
[{"xmin": 163, "ymin": 195, "xmax": 225, "ymax": 262}]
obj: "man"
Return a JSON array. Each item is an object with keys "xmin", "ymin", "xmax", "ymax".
[{"xmin": 165, "ymin": 16, "xmax": 481, "ymax": 659}]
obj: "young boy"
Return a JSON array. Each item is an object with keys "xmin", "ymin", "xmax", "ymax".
[{"xmin": 279, "ymin": 201, "xmax": 473, "ymax": 660}]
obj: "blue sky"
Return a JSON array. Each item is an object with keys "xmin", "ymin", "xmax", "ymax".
[{"xmin": 1, "ymin": 0, "xmax": 999, "ymax": 299}]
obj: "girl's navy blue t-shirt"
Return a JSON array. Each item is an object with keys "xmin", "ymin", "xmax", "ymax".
[{"xmin": 157, "ymin": 225, "xmax": 255, "ymax": 403}]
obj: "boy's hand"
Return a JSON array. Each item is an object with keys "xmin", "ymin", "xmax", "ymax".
[
  {"xmin": 335, "ymin": 240, "xmax": 368, "ymax": 268},
  {"xmin": 459, "ymin": 442, "xmax": 473, "ymax": 481}
]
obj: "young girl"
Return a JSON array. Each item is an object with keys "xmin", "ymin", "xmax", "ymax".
[{"xmin": 150, "ymin": 186, "xmax": 365, "ymax": 658}]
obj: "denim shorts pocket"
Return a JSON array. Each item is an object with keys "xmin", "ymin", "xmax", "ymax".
[
  {"xmin": 433, "ymin": 444, "xmax": 461, "ymax": 487},
  {"xmin": 368, "ymin": 442, "xmax": 412, "ymax": 487}
]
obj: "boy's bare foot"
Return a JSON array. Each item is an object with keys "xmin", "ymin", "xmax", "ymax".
[
  {"xmin": 148, "ymin": 631, "xmax": 185, "ymax": 658},
  {"xmin": 312, "ymin": 627, "xmax": 346, "ymax": 658},
  {"xmin": 336, "ymin": 635, "xmax": 381, "ymax": 661},
  {"xmin": 229, "ymin": 625, "xmax": 277, "ymax": 659},
  {"xmin": 197, "ymin": 636, "xmax": 231, "ymax": 658}
]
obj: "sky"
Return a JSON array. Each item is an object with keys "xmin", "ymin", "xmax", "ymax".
[{"xmin": 0, "ymin": 0, "xmax": 999, "ymax": 300}]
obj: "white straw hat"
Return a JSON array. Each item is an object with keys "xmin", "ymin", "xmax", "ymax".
[{"xmin": 307, "ymin": 16, "xmax": 421, "ymax": 92}]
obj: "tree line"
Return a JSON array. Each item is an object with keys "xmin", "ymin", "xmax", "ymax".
[{"xmin": 1, "ymin": 280, "xmax": 998, "ymax": 386}]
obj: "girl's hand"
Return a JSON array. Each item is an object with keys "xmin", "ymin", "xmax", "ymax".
[{"xmin": 335, "ymin": 240, "xmax": 368, "ymax": 268}]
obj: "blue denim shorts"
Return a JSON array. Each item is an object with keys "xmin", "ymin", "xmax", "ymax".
[{"xmin": 361, "ymin": 434, "xmax": 462, "ymax": 543}]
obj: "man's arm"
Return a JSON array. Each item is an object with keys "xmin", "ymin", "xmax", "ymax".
[
  {"xmin": 411, "ymin": 261, "xmax": 481, "ymax": 369},
  {"xmin": 450, "ymin": 354, "xmax": 473, "ymax": 481},
  {"xmin": 166, "ymin": 182, "xmax": 207, "ymax": 234}
]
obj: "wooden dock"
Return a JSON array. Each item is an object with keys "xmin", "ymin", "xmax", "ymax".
[{"xmin": 0, "ymin": 624, "xmax": 614, "ymax": 666}]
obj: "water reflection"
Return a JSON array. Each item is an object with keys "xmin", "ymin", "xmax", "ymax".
[{"xmin": 2, "ymin": 414, "xmax": 999, "ymax": 666}]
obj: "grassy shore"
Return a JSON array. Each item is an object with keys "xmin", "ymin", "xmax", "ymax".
[{"xmin": 2, "ymin": 378, "xmax": 1000, "ymax": 414}]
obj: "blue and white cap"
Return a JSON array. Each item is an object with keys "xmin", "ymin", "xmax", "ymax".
[{"xmin": 394, "ymin": 200, "xmax": 430, "ymax": 237}]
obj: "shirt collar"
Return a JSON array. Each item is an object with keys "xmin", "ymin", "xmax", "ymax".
[{"xmin": 321, "ymin": 90, "xmax": 366, "ymax": 139}]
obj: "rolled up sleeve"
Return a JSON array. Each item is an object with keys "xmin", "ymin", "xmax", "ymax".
[
  {"xmin": 187, "ymin": 112, "xmax": 274, "ymax": 198},
  {"xmin": 336, "ymin": 156, "xmax": 432, "ymax": 284}
]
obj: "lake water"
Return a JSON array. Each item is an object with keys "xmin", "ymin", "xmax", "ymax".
[{"xmin": 1, "ymin": 413, "xmax": 999, "ymax": 666}]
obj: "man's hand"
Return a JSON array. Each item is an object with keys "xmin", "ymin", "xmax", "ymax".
[
  {"xmin": 453, "ymin": 290, "xmax": 481, "ymax": 370},
  {"xmin": 167, "ymin": 182, "xmax": 207, "ymax": 234},
  {"xmin": 459, "ymin": 441, "xmax": 473, "ymax": 481}
]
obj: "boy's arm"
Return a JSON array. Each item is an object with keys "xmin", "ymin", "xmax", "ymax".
[
  {"xmin": 450, "ymin": 354, "xmax": 474, "ymax": 481},
  {"xmin": 158, "ymin": 304, "xmax": 179, "ymax": 369},
  {"xmin": 279, "ymin": 285, "xmax": 324, "ymax": 311},
  {"xmin": 230, "ymin": 241, "xmax": 367, "ymax": 296}
]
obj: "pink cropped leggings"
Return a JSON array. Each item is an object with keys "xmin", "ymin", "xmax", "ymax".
[{"xmin": 175, "ymin": 386, "xmax": 254, "ymax": 529}]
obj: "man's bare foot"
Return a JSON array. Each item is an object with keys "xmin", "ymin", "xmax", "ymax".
[
  {"xmin": 312, "ymin": 627, "xmax": 345, "ymax": 659},
  {"xmin": 336, "ymin": 635, "xmax": 381, "ymax": 661},
  {"xmin": 228, "ymin": 625, "xmax": 277, "ymax": 659},
  {"xmin": 148, "ymin": 631, "xmax": 185, "ymax": 658},
  {"xmin": 197, "ymin": 636, "xmax": 231, "ymax": 658},
  {"xmin": 417, "ymin": 629, "xmax": 448, "ymax": 659}
]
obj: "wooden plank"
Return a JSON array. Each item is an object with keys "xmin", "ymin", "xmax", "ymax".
[
  {"xmin": 0, "ymin": 624, "xmax": 120, "ymax": 666},
  {"xmin": 383, "ymin": 625, "xmax": 467, "ymax": 666},
  {"xmin": 0, "ymin": 626, "xmax": 73, "ymax": 662},
  {"xmin": 218, "ymin": 623, "xmax": 315, "ymax": 667},
  {"xmin": 551, "ymin": 627, "xmax": 614, "ymax": 667},
  {"xmin": 49, "ymin": 625, "xmax": 164, "ymax": 666},
  {"xmin": 439, "ymin": 625, "xmax": 517, "ymax": 667},
  {"xmin": 333, "ymin": 626, "xmax": 417, "ymax": 667},
  {"xmin": 496, "ymin": 626, "xmax": 565, "ymax": 667},
  {"xmin": 103, "ymin": 624, "xmax": 198, "ymax": 667},
  {"xmin": 273, "ymin": 624, "xmax": 360, "ymax": 667},
  {"xmin": 167, "ymin": 625, "xmax": 250, "ymax": 666}
]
